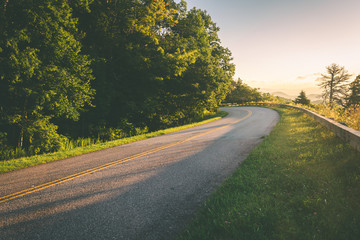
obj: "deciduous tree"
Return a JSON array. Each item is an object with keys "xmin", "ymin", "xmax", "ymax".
[
  {"xmin": 0, "ymin": 0, "xmax": 235, "ymax": 157},
  {"xmin": 0, "ymin": 0, "xmax": 94, "ymax": 152},
  {"xmin": 225, "ymin": 79, "xmax": 262, "ymax": 104}
]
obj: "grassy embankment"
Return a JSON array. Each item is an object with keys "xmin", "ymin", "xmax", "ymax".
[
  {"xmin": 222, "ymin": 102, "xmax": 360, "ymax": 131},
  {"xmin": 303, "ymin": 104, "xmax": 360, "ymax": 130},
  {"xmin": 0, "ymin": 111, "xmax": 228, "ymax": 174},
  {"xmin": 178, "ymin": 107, "xmax": 360, "ymax": 240}
]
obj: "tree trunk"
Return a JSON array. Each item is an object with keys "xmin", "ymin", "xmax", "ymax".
[
  {"xmin": 329, "ymin": 74, "xmax": 334, "ymax": 106},
  {"xmin": 18, "ymin": 125, "xmax": 23, "ymax": 147}
]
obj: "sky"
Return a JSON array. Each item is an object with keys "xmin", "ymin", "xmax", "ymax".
[{"xmin": 175, "ymin": 0, "xmax": 360, "ymax": 96}]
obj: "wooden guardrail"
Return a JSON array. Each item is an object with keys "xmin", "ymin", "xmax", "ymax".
[{"xmin": 223, "ymin": 103, "xmax": 360, "ymax": 152}]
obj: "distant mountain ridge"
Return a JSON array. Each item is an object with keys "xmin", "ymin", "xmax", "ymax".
[
  {"xmin": 307, "ymin": 93, "xmax": 323, "ymax": 104},
  {"xmin": 271, "ymin": 91, "xmax": 323, "ymax": 103},
  {"xmin": 307, "ymin": 93, "xmax": 322, "ymax": 100},
  {"xmin": 271, "ymin": 92, "xmax": 295, "ymax": 100}
]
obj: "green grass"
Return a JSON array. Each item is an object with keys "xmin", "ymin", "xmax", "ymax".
[
  {"xmin": 177, "ymin": 107, "xmax": 360, "ymax": 240},
  {"xmin": 0, "ymin": 111, "xmax": 228, "ymax": 174}
]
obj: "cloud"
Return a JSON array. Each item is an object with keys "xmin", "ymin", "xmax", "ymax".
[
  {"xmin": 296, "ymin": 73, "xmax": 322, "ymax": 80},
  {"xmin": 296, "ymin": 76, "xmax": 307, "ymax": 80}
]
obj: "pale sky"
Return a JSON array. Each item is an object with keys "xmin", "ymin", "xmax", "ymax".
[{"xmin": 176, "ymin": 0, "xmax": 360, "ymax": 96}]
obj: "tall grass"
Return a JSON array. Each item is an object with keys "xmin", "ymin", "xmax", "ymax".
[
  {"xmin": 0, "ymin": 111, "xmax": 228, "ymax": 173},
  {"xmin": 0, "ymin": 137, "xmax": 101, "ymax": 161},
  {"xmin": 63, "ymin": 137, "xmax": 101, "ymax": 150},
  {"xmin": 310, "ymin": 104, "xmax": 360, "ymax": 130},
  {"xmin": 276, "ymin": 102, "xmax": 360, "ymax": 131},
  {"xmin": 0, "ymin": 112, "xmax": 228, "ymax": 162},
  {"xmin": 222, "ymin": 102, "xmax": 360, "ymax": 131},
  {"xmin": 177, "ymin": 107, "xmax": 360, "ymax": 240},
  {"xmin": 0, "ymin": 147, "xmax": 27, "ymax": 161}
]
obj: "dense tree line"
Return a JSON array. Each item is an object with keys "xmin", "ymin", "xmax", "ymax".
[
  {"xmin": 0, "ymin": 0, "xmax": 234, "ymax": 158},
  {"xmin": 223, "ymin": 79, "xmax": 290, "ymax": 104},
  {"xmin": 224, "ymin": 79, "xmax": 262, "ymax": 104}
]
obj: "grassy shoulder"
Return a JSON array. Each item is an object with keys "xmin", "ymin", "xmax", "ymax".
[
  {"xmin": 177, "ymin": 107, "xmax": 360, "ymax": 240},
  {"xmin": 0, "ymin": 111, "xmax": 228, "ymax": 174}
]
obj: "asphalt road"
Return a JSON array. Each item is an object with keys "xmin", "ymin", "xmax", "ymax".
[{"xmin": 0, "ymin": 107, "xmax": 279, "ymax": 240}]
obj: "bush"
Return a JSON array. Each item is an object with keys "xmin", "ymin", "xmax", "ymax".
[
  {"xmin": 90, "ymin": 120, "xmax": 149, "ymax": 142},
  {"xmin": 343, "ymin": 104, "xmax": 360, "ymax": 130},
  {"xmin": 27, "ymin": 118, "xmax": 67, "ymax": 154}
]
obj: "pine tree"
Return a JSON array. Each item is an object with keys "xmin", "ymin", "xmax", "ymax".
[
  {"xmin": 294, "ymin": 90, "xmax": 311, "ymax": 106},
  {"xmin": 346, "ymin": 75, "xmax": 360, "ymax": 107}
]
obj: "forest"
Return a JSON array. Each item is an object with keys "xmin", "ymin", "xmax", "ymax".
[
  {"xmin": 0, "ymin": 0, "xmax": 236, "ymax": 159},
  {"xmin": 1, "ymin": 1, "xmax": 359, "ymax": 161}
]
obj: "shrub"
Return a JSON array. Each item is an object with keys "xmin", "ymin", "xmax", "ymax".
[{"xmin": 27, "ymin": 118, "xmax": 67, "ymax": 154}]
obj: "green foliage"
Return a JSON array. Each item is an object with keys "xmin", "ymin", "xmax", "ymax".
[
  {"xmin": 0, "ymin": 0, "xmax": 94, "ymax": 152},
  {"xmin": 0, "ymin": 111, "xmax": 227, "ymax": 172},
  {"xmin": 294, "ymin": 90, "xmax": 311, "ymax": 106},
  {"xmin": 92, "ymin": 120, "xmax": 149, "ymax": 142},
  {"xmin": 260, "ymin": 93, "xmax": 292, "ymax": 104},
  {"xmin": 0, "ymin": 0, "xmax": 234, "ymax": 160},
  {"xmin": 27, "ymin": 117, "xmax": 67, "ymax": 154},
  {"xmin": 346, "ymin": 75, "xmax": 360, "ymax": 107},
  {"xmin": 307, "ymin": 65, "xmax": 360, "ymax": 130},
  {"xmin": 74, "ymin": 0, "xmax": 234, "ymax": 132},
  {"xmin": 225, "ymin": 79, "xmax": 262, "ymax": 104},
  {"xmin": 301, "ymin": 104, "xmax": 360, "ymax": 131},
  {"xmin": 177, "ymin": 107, "xmax": 360, "ymax": 240}
]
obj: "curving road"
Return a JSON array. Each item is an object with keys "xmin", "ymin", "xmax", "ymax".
[{"xmin": 0, "ymin": 107, "xmax": 279, "ymax": 240}]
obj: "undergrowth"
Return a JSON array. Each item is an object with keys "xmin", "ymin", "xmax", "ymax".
[{"xmin": 0, "ymin": 111, "xmax": 228, "ymax": 173}]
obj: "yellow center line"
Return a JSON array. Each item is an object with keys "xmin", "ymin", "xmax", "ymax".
[{"xmin": 0, "ymin": 109, "xmax": 252, "ymax": 204}]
